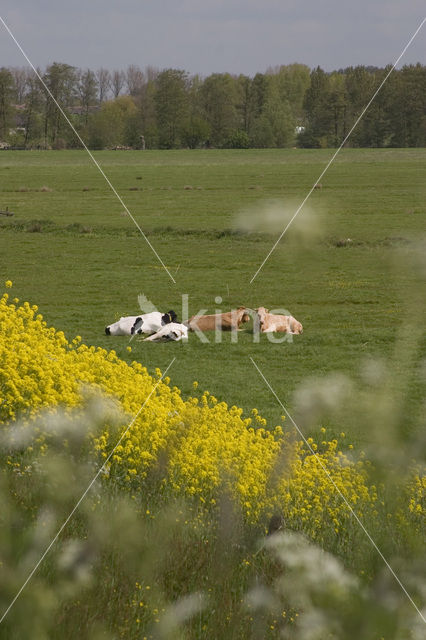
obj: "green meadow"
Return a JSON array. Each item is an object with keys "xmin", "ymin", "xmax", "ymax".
[{"xmin": 1, "ymin": 148, "xmax": 425, "ymax": 443}]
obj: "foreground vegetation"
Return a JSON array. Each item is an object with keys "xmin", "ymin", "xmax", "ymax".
[{"xmin": 0, "ymin": 283, "xmax": 424, "ymax": 639}]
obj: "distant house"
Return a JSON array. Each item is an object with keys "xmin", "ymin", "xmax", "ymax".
[
  {"xmin": 9, "ymin": 127, "xmax": 26, "ymax": 136},
  {"xmin": 295, "ymin": 126, "xmax": 306, "ymax": 135}
]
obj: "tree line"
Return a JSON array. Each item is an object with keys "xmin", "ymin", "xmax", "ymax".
[{"xmin": 0, "ymin": 62, "xmax": 425, "ymax": 150}]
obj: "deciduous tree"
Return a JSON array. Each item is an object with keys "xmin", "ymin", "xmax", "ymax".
[
  {"xmin": 155, "ymin": 69, "xmax": 189, "ymax": 148},
  {"xmin": 43, "ymin": 62, "xmax": 77, "ymax": 146},
  {"xmin": 88, "ymin": 95, "xmax": 137, "ymax": 149},
  {"xmin": 96, "ymin": 68, "xmax": 111, "ymax": 103},
  {"xmin": 126, "ymin": 65, "xmax": 144, "ymax": 97},
  {"xmin": 111, "ymin": 70, "xmax": 125, "ymax": 99},
  {"xmin": 201, "ymin": 73, "xmax": 239, "ymax": 147},
  {"xmin": 78, "ymin": 69, "xmax": 98, "ymax": 124},
  {"xmin": 0, "ymin": 67, "xmax": 14, "ymax": 140}
]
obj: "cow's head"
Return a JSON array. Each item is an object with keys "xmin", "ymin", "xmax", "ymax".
[
  {"xmin": 162, "ymin": 310, "xmax": 177, "ymax": 325},
  {"xmin": 255, "ymin": 307, "xmax": 268, "ymax": 325},
  {"xmin": 236, "ymin": 307, "xmax": 250, "ymax": 324},
  {"xmin": 290, "ymin": 318, "xmax": 303, "ymax": 334}
]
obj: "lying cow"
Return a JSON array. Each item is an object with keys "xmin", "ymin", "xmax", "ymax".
[
  {"xmin": 144, "ymin": 322, "xmax": 188, "ymax": 342},
  {"xmin": 187, "ymin": 307, "xmax": 250, "ymax": 332},
  {"xmin": 105, "ymin": 310, "xmax": 177, "ymax": 336},
  {"xmin": 255, "ymin": 307, "xmax": 303, "ymax": 334}
]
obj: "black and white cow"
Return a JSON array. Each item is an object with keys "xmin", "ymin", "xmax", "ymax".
[
  {"xmin": 143, "ymin": 322, "xmax": 188, "ymax": 342},
  {"xmin": 105, "ymin": 310, "xmax": 177, "ymax": 336}
]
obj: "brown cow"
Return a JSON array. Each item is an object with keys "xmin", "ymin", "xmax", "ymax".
[
  {"xmin": 255, "ymin": 307, "xmax": 303, "ymax": 334},
  {"xmin": 187, "ymin": 307, "xmax": 250, "ymax": 332}
]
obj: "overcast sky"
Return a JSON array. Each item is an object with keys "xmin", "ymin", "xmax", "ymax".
[{"xmin": 0, "ymin": 1, "xmax": 424, "ymax": 75}]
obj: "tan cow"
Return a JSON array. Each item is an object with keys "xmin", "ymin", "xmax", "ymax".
[
  {"xmin": 187, "ymin": 307, "xmax": 250, "ymax": 332},
  {"xmin": 255, "ymin": 307, "xmax": 303, "ymax": 334}
]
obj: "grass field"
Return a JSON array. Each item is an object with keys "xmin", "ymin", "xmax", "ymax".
[
  {"xmin": 1, "ymin": 149, "xmax": 425, "ymax": 639},
  {"xmin": 1, "ymin": 148, "xmax": 425, "ymax": 444}
]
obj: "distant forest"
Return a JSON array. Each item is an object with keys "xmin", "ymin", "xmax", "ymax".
[{"xmin": 0, "ymin": 62, "xmax": 425, "ymax": 150}]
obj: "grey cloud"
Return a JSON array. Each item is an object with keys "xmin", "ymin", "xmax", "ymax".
[{"xmin": 0, "ymin": 1, "xmax": 424, "ymax": 74}]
